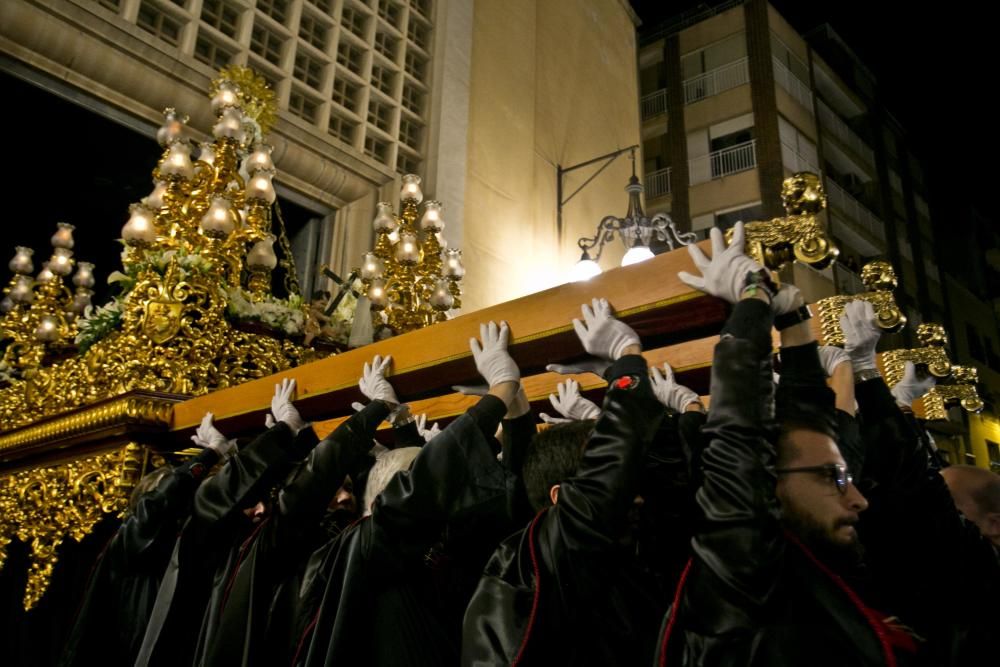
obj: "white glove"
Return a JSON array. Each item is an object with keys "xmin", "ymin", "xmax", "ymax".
[
  {"xmin": 539, "ymin": 412, "xmax": 572, "ymax": 424},
  {"xmin": 415, "ymin": 413, "xmax": 441, "ymax": 442},
  {"xmin": 817, "ymin": 345, "xmax": 852, "ymax": 378},
  {"xmin": 547, "ymin": 379, "xmax": 601, "ymax": 421},
  {"xmin": 840, "ymin": 300, "xmax": 880, "ymax": 372},
  {"xmin": 890, "ymin": 361, "xmax": 936, "ymax": 409},
  {"xmin": 470, "ymin": 321, "xmax": 520, "ymax": 386},
  {"xmin": 546, "ymin": 359, "xmax": 610, "ymax": 379},
  {"xmin": 359, "ymin": 354, "xmax": 400, "ymax": 405},
  {"xmin": 271, "ymin": 378, "xmax": 308, "ymax": 434},
  {"xmin": 351, "ymin": 401, "xmax": 366, "ymax": 413},
  {"xmin": 650, "ymin": 363, "xmax": 701, "ymax": 413},
  {"xmin": 191, "ymin": 412, "xmax": 237, "ymax": 459},
  {"xmin": 571, "ymin": 298, "xmax": 640, "ymax": 362},
  {"xmin": 771, "ymin": 283, "xmax": 803, "ymax": 317},
  {"xmin": 678, "ymin": 222, "xmax": 764, "ymax": 304}
]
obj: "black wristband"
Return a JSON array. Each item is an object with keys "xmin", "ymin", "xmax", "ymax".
[{"xmin": 774, "ymin": 304, "xmax": 812, "ymax": 331}]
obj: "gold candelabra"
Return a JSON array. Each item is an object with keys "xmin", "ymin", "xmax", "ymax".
[
  {"xmin": 0, "ymin": 225, "xmax": 95, "ymax": 378},
  {"xmin": 727, "ymin": 172, "xmax": 839, "ymax": 271},
  {"xmin": 0, "ymin": 67, "xmax": 314, "ymax": 607},
  {"xmin": 359, "ymin": 174, "xmax": 464, "ymax": 335}
]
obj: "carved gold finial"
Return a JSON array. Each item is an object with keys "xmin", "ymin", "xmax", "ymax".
[
  {"xmin": 211, "ymin": 66, "xmax": 278, "ymax": 136},
  {"xmin": 728, "ymin": 172, "xmax": 839, "ymax": 271},
  {"xmin": 920, "ymin": 365, "xmax": 984, "ymax": 421},
  {"xmin": 816, "ymin": 260, "xmax": 907, "ymax": 346}
]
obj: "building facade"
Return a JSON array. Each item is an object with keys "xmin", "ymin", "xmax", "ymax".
[
  {"xmin": 0, "ymin": 0, "xmax": 642, "ymax": 312},
  {"xmin": 636, "ymin": 0, "xmax": 999, "ymax": 468}
]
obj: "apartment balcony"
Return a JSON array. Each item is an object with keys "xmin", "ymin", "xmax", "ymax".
[
  {"xmin": 781, "ymin": 142, "xmax": 820, "ymax": 175},
  {"xmin": 641, "ymin": 89, "xmax": 668, "ymax": 120},
  {"xmin": 644, "ymin": 167, "xmax": 671, "ymax": 199},
  {"xmin": 689, "ymin": 140, "xmax": 757, "ymax": 185},
  {"xmin": 772, "ymin": 57, "xmax": 813, "ymax": 112},
  {"xmin": 683, "ymin": 58, "xmax": 749, "ymax": 105},
  {"xmin": 816, "ymin": 99, "xmax": 875, "ymax": 167},
  {"xmin": 825, "ymin": 178, "xmax": 886, "ymax": 242}
]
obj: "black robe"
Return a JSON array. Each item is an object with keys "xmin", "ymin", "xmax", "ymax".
[
  {"xmin": 290, "ymin": 395, "xmax": 523, "ymax": 666},
  {"xmin": 58, "ymin": 447, "xmax": 219, "ymax": 667},
  {"xmin": 192, "ymin": 400, "xmax": 406, "ymax": 667},
  {"xmin": 134, "ymin": 421, "xmax": 318, "ymax": 667}
]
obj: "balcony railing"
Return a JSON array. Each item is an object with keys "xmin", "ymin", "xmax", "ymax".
[
  {"xmin": 825, "ymin": 178, "xmax": 885, "ymax": 241},
  {"xmin": 816, "ymin": 99, "xmax": 875, "ymax": 166},
  {"xmin": 780, "ymin": 141, "xmax": 820, "ymax": 175},
  {"xmin": 683, "ymin": 57, "xmax": 749, "ymax": 105},
  {"xmin": 772, "ymin": 57, "xmax": 813, "ymax": 112},
  {"xmin": 644, "ymin": 167, "xmax": 671, "ymax": 198},
  {"xmin": 641, "ymin": 89, "xmax": 668, "ymax": 119},
  {"xmin": 689, "ymin": 140, "xmax": 757, "ymax": 184}
]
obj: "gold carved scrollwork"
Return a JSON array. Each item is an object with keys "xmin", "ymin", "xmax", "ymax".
[
  {"xmin": 920, "ymin": 366, "xmax": 984, "ymax": 421},
  {"xmin": 816, "ymin": 260, "xmax": 907, "ymax": 346},
  {"xmin": 0, "ymin": 444, "xmax": 146, "ymax": 610},
  {"xmin": 727, "ymin": 172, "xmax": 840, "ymax": 271}
]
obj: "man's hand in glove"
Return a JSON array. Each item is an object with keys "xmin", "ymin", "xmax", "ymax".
[
  {"xmin": 650, "ymin": 363, "xmax": 703, "ymax": 413},
  {"xmin": 270, "ymin": 378, "xmax": 308, "ymax": 434},
  {"xmin": 191, "ymin": 412, "xmax": 237, "ymax": 459}
]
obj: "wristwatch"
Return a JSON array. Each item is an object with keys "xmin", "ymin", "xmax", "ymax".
[
  {"xmin": 774, "ymin": 304, "xmax": 812, "ymax": 331},
  {"xmin": 742, "ymin": 269, "xmax": 778, "ymax": 301},
  {"xmin": 853, "ymin": 368, "xmax": 882, "ymax": 384}
]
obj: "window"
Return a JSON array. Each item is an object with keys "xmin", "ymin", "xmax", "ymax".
[
  {"xmin": 298, "ymin": 14, "xmax": 329, "ymax": 51},
  {"xmin": 331, "ymin": 76, "xmax": 361, "ymax": 112},
  {"xmin": 96, "ymin": 0, "xmax": 122, "ymax": 12},
  {"xmin": 779, "ymin": 116, "xmax": 819, "ymax": 174},
  {"xmin": 195, "ymin": 35, "xmax": 235, "ymax": 69},
  {"xmin": 681, "ymin": 32, "xmax": 746, "ymax": 80},
  {"xmin": 364, "ymin": 135, "xmax": 390, "ymax": 163},
  {"xmin": 337, "ymin": 40, "xmax": 366, "ymax": 76},
  {"xmin": 770, "ymin": 33, "xmax": 809, "ymax": 84},
  {"xmin": 709, "ymin": 128, "xmax": 755, "ymax": 178},
  {"xmin": 411, "ymin": 0, "xmax": 432, "ymax": 19},
  {"xmin": 371, "ymin": 64, "xmax": 396, "ymax": 96},
  {"xmin": 405, "ymin": 50, "xmax": 427, "ymax": 81},
  {"xmin": 407, "ymin": 18, "xmax": 430, "ymax": 51},
  {"xmin": 367, "ymin": 99, "xmax": 393, "ymax": 132},
  {"xmin": 340, "ymin": 5, "xmax": 369, "ymax": 40},
  {"xmin": 200, "ymin": 0, "xmax": 240, "ymax": 39},
  {"xmin": 288, "ymin": 90, "xmax": 319, "ymax": 123},
  {"xmin": 377, "ymin": 0, "xmax": 401, "ymax": 28},
  {"xmin": 397, "ymin": 151, "xmax": 420, "ymax": 175},
  {"xmin": 988, "ymin": 441, "xmax": 1000, "ymax": 471},
  {"xmin": 328, "ymin": 114, "xmax": 357, "ymax": 145},
  {"xmin": 256, "ymin": 0, "xmax": 288, "ymax": 25},
  {"xmin": 399, "ymin": 117, "xmax": 423, "ymax": 150},
  {"xmin": 401, "ymin": 82, "xmax": 424, "ymax": 114},
  {"xmin": 137, "ymin": 1, "xmax": 184, "ymax": 46},
  {"xmin": 374, "ymin": 31, "xmax": 398, "ymax": 60},
  {"xmin": 251, "ymin": 25, "xmax": 285, "ymax": 66},
  {"xmin": 294, "ymin": 52, "xmax": 326, "ymax": 90}
]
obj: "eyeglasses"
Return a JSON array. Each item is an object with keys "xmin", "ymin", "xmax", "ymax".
[{"xmin": 775, "ymin": 463, "xmax": 853, "ymax": 495}]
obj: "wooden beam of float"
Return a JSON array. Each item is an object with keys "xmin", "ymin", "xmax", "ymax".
[
  {"xmin": 171, "ymin": 243, "xmax": 727, "ymax": 439},
  {"xmin": 312, "ymin": 337, "xmax": 719, "ymax": 439}
]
